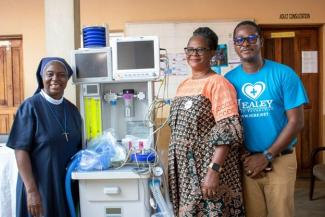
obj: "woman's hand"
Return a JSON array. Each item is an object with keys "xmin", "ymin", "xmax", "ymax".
[
  {"xmin": 27, "ymin": 189, "xmax": 43, "ymax": 217},
  {"xmin": 201, "ymin": 169, "xmax": 220, "ymax": 199},
  {"xmin": 15, "ymin": 150, "xmax": 43, "ymax": 216}
]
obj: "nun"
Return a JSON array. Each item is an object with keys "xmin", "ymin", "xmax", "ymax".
[{"xmin": 7, "ymin": 57, "xmax": 82, "ymax": 217}]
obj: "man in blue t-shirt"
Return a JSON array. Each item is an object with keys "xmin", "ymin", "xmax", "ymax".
[{"xmin": 225, "ymin": 21, "xmax": 308, "ymax": 217}]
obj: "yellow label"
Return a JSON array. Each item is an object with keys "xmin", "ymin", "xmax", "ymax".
[{"xmin": 271, "ymin": 32, "xmax": 295, "ymax": 38}]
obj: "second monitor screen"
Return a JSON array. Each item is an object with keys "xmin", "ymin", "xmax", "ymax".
[{"xmin": 117, "ymin": 41, "xmax": 154, "ymax": 70}]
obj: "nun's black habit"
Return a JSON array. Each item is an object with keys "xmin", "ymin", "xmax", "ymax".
[{"xmin": 7, "ymin": 57, "xmax": 82, "ymax": 217}]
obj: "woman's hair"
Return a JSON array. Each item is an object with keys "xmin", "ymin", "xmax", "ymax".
[
  {"xmin": 233, "ymin": 20, "xmax": 261, "ymax": 38},
  {"xmin": 191, "ymin": 27, "xmax": 218, "ymax": 50}
]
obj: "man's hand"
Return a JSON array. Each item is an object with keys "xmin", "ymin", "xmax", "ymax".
[
  {"xmin": 201, "ymin": 169, "xmax": 220, "ymax": 199},
  {"xmin": 244, "ymin": 154, "xmax": 269, "ymax": 178}
]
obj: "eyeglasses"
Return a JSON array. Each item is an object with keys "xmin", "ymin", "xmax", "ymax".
[
  {"xmin": 184, "ymin": 47, "xmax": 210, "ymax": 55},
  {"xmin": 233, "ymin": 34, "xmax": 259, "ymax": 46}
]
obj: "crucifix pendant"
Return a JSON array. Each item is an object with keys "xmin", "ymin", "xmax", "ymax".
[{"xmin": 63, "ymin": 132, "xmax": 69, "ymax": 142}]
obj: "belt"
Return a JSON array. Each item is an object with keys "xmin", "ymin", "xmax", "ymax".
[
  {"xmin": 251, "ymin": 148, "xmax": 293, "ymax": 157},
  {"xmin": 276, "ymin": 148, "xmax": 293, "ymax": 157}
]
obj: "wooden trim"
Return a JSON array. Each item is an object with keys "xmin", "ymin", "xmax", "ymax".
[
  {"xmin": 319, "ymin": 25, "xmax": 324, "ymax": 148},
  {"xmin": 6, "ymin": 47, "xmax": 13, "ymax": 107},
  {"xmin": 19, "ymin": 40, "xmax": 24, "ymax": 100},
  {"xmin": 260, "ymin": 24, "xmax": 322, "ymax": 29},
  {"xmin": 0, "ymin": 107, "xmax": 17, "ymax": 113},
  {"xmin": 0, "ymin": 35, "xmax": 22, "ymax": 40},
  {"xmin": 274, "ymin": 38, "xmax": 282, "ymax": 63}
]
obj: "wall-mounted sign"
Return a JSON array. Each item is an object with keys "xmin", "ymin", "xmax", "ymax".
[
  {"xmin": 279, "ymin": 13, "xmax": 310, "ymax": 19},
  {"xmin": 302, "ymin": 51, "xmax": 318, "ymax": 73},
  {"xmin": 271, "ymin": 32, "xmax": 295, "ymax": 38}
]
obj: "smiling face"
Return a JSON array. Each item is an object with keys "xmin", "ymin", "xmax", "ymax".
[
  {"xmin": 42, "ymin": 61, "xmax": 69, "ymax": 99},
  {"xmin": 185, "ymin": 36, "xmax": 215, "ymax": 71},
  {"xmin": 234, "ymin": 24, "xmax": 263, "ymax": 63}
]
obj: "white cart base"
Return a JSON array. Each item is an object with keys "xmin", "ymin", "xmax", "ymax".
[{"xmin": 72, "ymin": 167, "xmax": 151, "ymax": 217}]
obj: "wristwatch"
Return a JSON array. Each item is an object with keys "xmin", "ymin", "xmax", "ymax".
[
  {"xmin": 208, "ymin": 163, "xmax": 223, "ymax": 173},
  {"xmin": 263, "ymin": 150, "xmax": 274, "ymax": 162}
]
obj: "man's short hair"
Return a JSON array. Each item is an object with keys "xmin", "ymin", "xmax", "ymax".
[{"xmin": 233, "ymin": 20, "xmax": 262, "ymax": 38}]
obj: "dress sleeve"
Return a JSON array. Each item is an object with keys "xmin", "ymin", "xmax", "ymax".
[
  {"xmin": 6, "ymin": 101, "xmax": 35, "ymax": 151},
  {"xmin": 207, "ymin": 115, "xmax": 243, "ymax": 147},
  {"xmin": 203, "ymin": 76, "xmax": 243, "ymax": 147},
  {"xmin": 202, "ymin": 76, "xmax": 239, "ymax": 122}
]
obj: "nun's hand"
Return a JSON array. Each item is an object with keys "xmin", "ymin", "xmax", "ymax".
[{"xmin": 27, "ymin": 190, "xmax": 43, "ymax": 217}]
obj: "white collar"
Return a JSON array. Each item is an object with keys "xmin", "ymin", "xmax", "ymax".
[{"xmin": 40, "ymin": 89, "xmax": 63, "ymax": 105}]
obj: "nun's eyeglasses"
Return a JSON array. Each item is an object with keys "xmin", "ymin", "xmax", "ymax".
[
  {"xmin": 234, "ymin": 34, "xmax": 259, "ymax": 46},
  {"xmin": 184, "ymin": 47, "xmax": 210, "ymax": 55}
]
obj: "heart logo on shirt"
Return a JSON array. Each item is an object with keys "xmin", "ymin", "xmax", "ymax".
[{"xmin": 241, "ymin": 82, "xmax": 266, "ymax": 100}]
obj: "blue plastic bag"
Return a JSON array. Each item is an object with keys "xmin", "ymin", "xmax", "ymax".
[{"xmin": 75, "ymin": 131, "xmax": 117, "ymax": 171}]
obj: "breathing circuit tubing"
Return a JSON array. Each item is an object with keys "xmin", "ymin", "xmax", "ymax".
[{"xmin": 65, "ymin": 155, "xmax": 80, "ymax": 217}]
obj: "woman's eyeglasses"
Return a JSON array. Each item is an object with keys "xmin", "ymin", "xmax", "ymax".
[
  {"xmin": 184, "ymin": 47, "xmax": 210, "ymax": 55},
  {"xmin": 233, "ymin": 34, "xmax": 259, "ymax": 46}
]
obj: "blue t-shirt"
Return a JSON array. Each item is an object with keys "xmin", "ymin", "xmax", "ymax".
[{"xmin": 225, "ymin": 59, "xmax": 309, "ymax": 152}]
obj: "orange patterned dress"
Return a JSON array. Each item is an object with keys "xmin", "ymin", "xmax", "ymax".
[{"xmin": 168, "ymin": 74, "xmax": 245, "ymax": 217}]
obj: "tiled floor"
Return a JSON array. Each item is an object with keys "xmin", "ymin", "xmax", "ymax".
[{"xmin": 295, "ymin": 178, "xmax": 325, "ymax": 217}]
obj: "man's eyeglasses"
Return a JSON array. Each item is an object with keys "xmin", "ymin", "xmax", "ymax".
[
  {"xmin": 184, "ymin": 47, "xmax": 210, "ymax": 55},
  {"xmin": 233, "ymin": 34, "xmax": 259, "ymax": 46}
]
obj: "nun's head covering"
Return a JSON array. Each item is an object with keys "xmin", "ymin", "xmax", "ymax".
[{"xmin": 34, "ymin": 57, "xmax": 73, "ymax": 95}]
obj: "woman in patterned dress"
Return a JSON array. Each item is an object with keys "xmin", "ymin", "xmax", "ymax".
[{"xmin": 168, "ymin": 27, "xmax": 245, "ymax": 217}]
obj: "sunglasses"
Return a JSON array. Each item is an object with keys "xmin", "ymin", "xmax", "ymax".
[
  {"xmin": 184, "ymin": 47, "xmax": 210, "ymax": 55},
  {"xmin": 233, "ymin": 34, "xmax": 259, "ymax": 46}
]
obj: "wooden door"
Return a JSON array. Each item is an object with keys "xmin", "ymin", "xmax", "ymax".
[
  {"xmin": 261, "ymin": 26, "xmax": 321, "ymax": 176},
  {"xmin": 0, "ymin": 36, "xmax": 24, "ymax": 134}
]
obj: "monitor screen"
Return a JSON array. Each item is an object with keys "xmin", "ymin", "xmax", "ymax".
[
  {"xmin": 117, "ymin": 41, "xmax": 154, "ymax": 70},
  {"xmin": 111, "ymin": 36, "xmax": 159, "ymax": 80},
  {"xmin": 75, "ymin": 52, "xmax": 108, "ymax": 78},
  {"xmin": 86, "ymin": 84, "xmax": 99, "ymax": 94}
]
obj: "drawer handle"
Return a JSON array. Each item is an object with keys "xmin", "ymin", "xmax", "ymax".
[{"xmin": 103, "ymin": 187, "xmax": 121, "ymax": 195}]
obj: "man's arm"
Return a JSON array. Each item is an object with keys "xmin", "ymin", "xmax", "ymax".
[
  {"xmin": 244, "ymin": 105, "xmax": 304, "ymax": 178},
  {"xmin": 268, "ymin": 105, "xmax": 304, "ymax": 155}
]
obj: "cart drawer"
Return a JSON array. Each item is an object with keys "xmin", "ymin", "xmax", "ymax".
[{"xmin": 79, "ymin": 179, "xmax": 140, "ymax": 202}]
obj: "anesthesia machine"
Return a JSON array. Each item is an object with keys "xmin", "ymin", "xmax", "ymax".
[{"xmin": 70, "ymin": 35, "xmax": 173, "ymax": 217}]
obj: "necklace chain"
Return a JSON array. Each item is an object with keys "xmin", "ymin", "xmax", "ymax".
[{"xmin": 43, "ymin": 98, "xmax": 68, "ymax": 142}]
